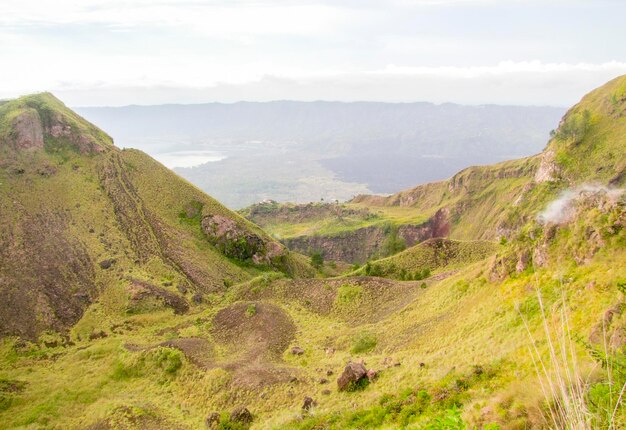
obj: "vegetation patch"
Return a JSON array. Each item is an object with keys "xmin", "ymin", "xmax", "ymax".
[{"xmin": 351, "ymin": 332, "xmax": 377, "ymax": 354}]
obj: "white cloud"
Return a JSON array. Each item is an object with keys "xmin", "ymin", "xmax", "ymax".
[
  {"xmin": 1, "ymin": 0, "xmax": 625, "ymax": 105},
  {"xmin": 0, "ymin": 1, "xmax": 348, "ymax": 36}
]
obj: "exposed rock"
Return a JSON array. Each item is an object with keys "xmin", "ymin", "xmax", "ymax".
[
  {"xmin": 534, "ymin": 149, "xmax": 559, "ymax": 183},
  {"xmin": 337, "ymin": 361, "xmax": 368, "ymax": 391},
  {"xmin": 73, "ymin": 292, "xmax": 91, "ymax": 302},
  {"xmin": 515, "ymin": 250, "xmax": 530, "ymax": 273},
  {"xmin": 318, "ymin": 378, "xmax": 328, "ymax": 384},
  {"xmin": 36, "ymin": 165, "xmax": 57, "ymax": 177},
  {"xmin": 201, "ymin": 214, "xmax": 285, "ymax": 265},
  {"xmin": 230, "ymin": 406, "xmax": 253, "ymax": 425},
  {"xmin": 589, "ymin": 303, "xmax": 625, "ymax": 346},
  {"xmin": 9, "ymin": 109, "xmax": 44, "ymax": 151},
  {"xmin": 366, "ymin": 369, "xmax": 378, "ymax": 381},
  {"xmin": 99, "ymin": 259, "xmax": 115, "ymax": 269},
  {"xmin": 283, "ymin": 208, "xmax": 451, "ymax": 263},
  {"xmin": 283, "ymin": 208, "xmax": 450, "ymax": 264},
  {"xmin": 205, "ymin": 412, "xmax": 220, "ymax": 429},
  {"xmin": 302, "ymin": 396, "xmax": 317, "ymax": 411},
  {"xmin": 610, "ymin": 328, "xmax": 626, "ymax": 350},
  {"xmin": 533, "ymin": 244, "xmax": 548, "ymax": 268},
  {"xmin": 89, "ymin": 330, "xmax": 108, "ymax": 340},
  {"xmin": 291, "ymin": 346, "xmax": 305, "ymax": 355},
  {"xmin": 326, "ymin": 369, "xmax": 334, "ymax": 376},
  {"xmin": 127, "ymin": 279, "xmax": 189, "ymax": 314},
  {"xmin": 321, "ymin": 389, "xmax": 331, "ymax": 395},
  {"xmin": 192, "ymin": 293, "xmax": 203, "ymax": 304}
]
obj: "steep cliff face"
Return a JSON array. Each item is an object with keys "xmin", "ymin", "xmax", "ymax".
[{"xmin": 283, "ymin": 208, "xmax": 451, "ymax": 263}]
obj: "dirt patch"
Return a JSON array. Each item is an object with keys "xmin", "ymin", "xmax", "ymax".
[
  {"xmin": 127, "ymin": 279, "xmax": 189, "ymax": 314},
  {"xmin": 209, "ymin": 302, "xmax": 297, "ymax": 388},
  {"xmin": 124, "ymin": 337, "xmax": 214, "ymax": 369},
  {"xmin": 212, "ymin": 302, "xmax": 296, "ymax": 360},
  {"xmin": 0, "ymin": 210, "xmax": 96, "ymax": 340},
  {"xmin": 159, "ymin": 337, "xmax": 214, "ymax": 369},
  {"xmin": 227, "ymin": 361, "xmax": 293, "ymax": 387}
]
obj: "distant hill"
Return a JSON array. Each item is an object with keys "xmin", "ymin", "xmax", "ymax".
[{"xmin": 76, "ymin": 101, "xmax": 565, "ymax": 208}]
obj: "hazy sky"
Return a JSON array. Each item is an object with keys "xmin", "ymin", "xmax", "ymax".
[{"xmin": 1, "ymin": 0, "xmax": 625, "ymax": 106}]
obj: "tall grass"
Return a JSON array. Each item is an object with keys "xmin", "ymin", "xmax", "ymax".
[{"xmin": 520, "ymin": 287, "xmax": 625, "ymax": 429}]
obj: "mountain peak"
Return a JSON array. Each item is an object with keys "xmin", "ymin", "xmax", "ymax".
[{"xmin": 0, "ymin": 92, "xmax": 114, "ymax": 154}]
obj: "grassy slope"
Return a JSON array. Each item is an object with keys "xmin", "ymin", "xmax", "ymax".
[
  {"xmin": 1, "ymin": 194, "xmax": 623, "ymax": 429},
  {"xmin": 0, "ymin": 93, "xmax": 310, "ymax": 339},
  {"xmin": 1, "ymin": 76, "xmax": 626, "ymax": 430},
  {"xmin": 351, "ymin": 238, "xmax": 499, "ymax": 279}
]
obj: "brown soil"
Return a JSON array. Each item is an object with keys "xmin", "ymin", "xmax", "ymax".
[
  {"xmin": 159, "ymin": 337, "xmax": 214, "ymax": 368},
  {"xmin": 212, "ymin": 302, "xmax": 296, "ymax": 360},
  {"xmin": 211, "ymin": 301, "xmax": 297, "ymax": 388},
  {"xmin": 0, "ymin": 210, "xmax": 96, "ymax": 340},
  {"xmin": 127, "ymin": 279, "xmax": 189, "ymax": 314},
  {"xmin": 124, "ymin": 337, "xmax": 214, "ymax": 369}
]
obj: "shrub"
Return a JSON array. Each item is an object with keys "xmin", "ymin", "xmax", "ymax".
[
  {"xmin": 383, "ymin": 227, "xmax": 406, "ymax": 256},
  {"xmin": 154, "ymin": 348, "xmax": 183, "ymax": 374},
  {"xmin": 246, "ymin": 303, "xmax": 257, "ymax": 317},
  {"xmin": 351, "ymin": 333, "xmax": 377, "ymax": 354},
  {"xmin": 555, "ymin": 109, "xmax": 591, "ymax": 144},
  {"xmin": 310, "ymin": 251, "xmax": 324, "ymax": 269},
  {"xmin": 336, "ymin": 284, "xmax": 363, "ymax": 306},
  {"xmin": 424, "ymin": 406, "xmax": 466, "ymax": 430}
]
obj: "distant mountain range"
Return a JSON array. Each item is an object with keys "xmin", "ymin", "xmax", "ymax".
[{"xmin": 77, "ymin": 101, "xmax": 565, "ymax": 208}]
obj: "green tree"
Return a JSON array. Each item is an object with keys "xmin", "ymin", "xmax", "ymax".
[{"xmin": 310, "ymin": 251, "xmax": 324, "ymax": 269}]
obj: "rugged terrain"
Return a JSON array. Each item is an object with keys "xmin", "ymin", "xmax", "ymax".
[{"xmin": 0, "ymin": 76, "xmax": 624, "ymax": 430}]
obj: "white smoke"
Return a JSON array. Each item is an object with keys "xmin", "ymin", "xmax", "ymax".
[{"xmin": 537, "ymin": 184, "xmax": 625, "ymax": 224}]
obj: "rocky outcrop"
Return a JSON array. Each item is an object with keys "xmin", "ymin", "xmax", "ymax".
[
  {"xmin": 534, "ymin": 149, "xmax": 559, "ymax": 183},
  {"xmin": 230, "ymin": 406, "xmax": 253, "ymax": 425},
  {"xmin": 8, "ymin": 109, "xmax": 44, "ymax": 151},
  {"xmin": 127, "ymin": 279, "xmax": 189, "ymax": 314},
  {"xmin": 201, "ymin": 214, "xmax": 286, "ymax": 265},
  {"xmin": 337, "ymin": 361, "xmax": 368, "ymax": 391},
  {"xmin": 283, "ymin": 208, "xmax": 451, "ymax": 263}
]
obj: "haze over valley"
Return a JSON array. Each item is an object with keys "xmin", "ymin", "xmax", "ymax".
[{"xmin": 78, "ymin": 101, "xmax": 564, "ymax": 207}]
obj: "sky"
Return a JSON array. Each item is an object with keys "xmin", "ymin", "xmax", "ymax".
[{"xmin": 1, "ymin": 0, "xmax": 626, "ymax": 107}]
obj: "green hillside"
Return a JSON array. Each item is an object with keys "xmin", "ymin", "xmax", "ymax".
[
  {"xmin": 0, "ymin": 93, "xmax": 312, "ymax": 340},
  {"xmin": 0, "ymin": 77, "xmax": 625, "ymax": 430},
  {"xmin": 250, "ymin": 76, "xmax": 626, "ymax": 265}
]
